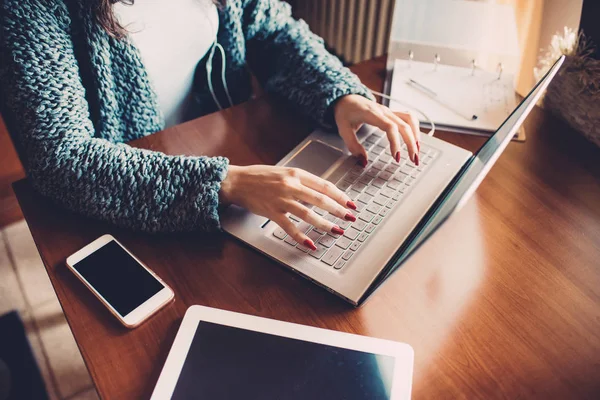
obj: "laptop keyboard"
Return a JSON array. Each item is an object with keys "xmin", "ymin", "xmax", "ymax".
[{"xmin": 272, "ymin": 131, "xmax": 439, "ymax": 271}]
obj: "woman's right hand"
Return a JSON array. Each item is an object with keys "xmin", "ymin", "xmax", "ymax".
[{"xmin": 219, "ymin": 165, "xmax": 357, "ymax": 250}]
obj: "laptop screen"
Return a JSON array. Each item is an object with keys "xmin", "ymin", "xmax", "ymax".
[{"xmin": 362, "ymin": 56, "xmax": 565, "ymax": 302}]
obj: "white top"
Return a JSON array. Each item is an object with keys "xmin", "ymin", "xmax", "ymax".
[{"xmin": 114, "ymin": 0, "xmax": 218, "ymax": 127}]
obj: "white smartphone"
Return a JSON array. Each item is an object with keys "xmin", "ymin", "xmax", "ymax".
[{"xmin": 66, "ymin": 234, "xmax": 174, "ymax": 328}]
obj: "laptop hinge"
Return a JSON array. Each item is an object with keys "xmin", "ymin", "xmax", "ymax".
[{"xmin": 358, "ymin": 156, "xmax": 475, "ymax": 305}]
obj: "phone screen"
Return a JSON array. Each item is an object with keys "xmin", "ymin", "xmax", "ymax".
[{"xmin": 71, "ymin": 240, "xmax": 164, "ymax": 316}]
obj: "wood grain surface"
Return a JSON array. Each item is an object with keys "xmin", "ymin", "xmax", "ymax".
[{"xmin": 13, "ymin": 56, "xmax": 600, "ymax": 399}]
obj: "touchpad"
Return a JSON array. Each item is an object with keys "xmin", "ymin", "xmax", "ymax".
[{"xmin": 284, "ymin": 141, "xmax": 343, "ymax": 177}]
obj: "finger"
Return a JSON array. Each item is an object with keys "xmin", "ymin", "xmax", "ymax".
[
  {"xmin": 385, "ymin": 109, "xmax": 418, "ymax": 163},
  {"xmin": 287, "ymin": 201, "xmax": 345, "ymax": 236},
  {"xmin": 393, "ymin": 110, "xmax": 421, "ymax": 152},
  {"xmin": 338, "ymin": 121, "xmax": 368, "ymax": 167},
  {"xmin": 274, "ymin": 215, "xmax": 316, "ymax": 250},
  {"xmin": 296, "ymin": 170, "xmax": 358, "ymax": 212},
  {"xmin": 360, "ymin": 110, "xmax": 403, "ymax": 164},
  {"xmin": 293, "ymin": 185, "xmax": 357, "ymax": 222}
]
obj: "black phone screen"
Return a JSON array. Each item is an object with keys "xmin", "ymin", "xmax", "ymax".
[{"xmin": 72, "ymin": 240, "xmax": 164, "ymax": 316}]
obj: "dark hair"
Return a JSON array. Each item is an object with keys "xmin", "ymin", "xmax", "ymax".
[{"xmin": 92, "ymin": 0, "xmax": 225, "ymax": 38}]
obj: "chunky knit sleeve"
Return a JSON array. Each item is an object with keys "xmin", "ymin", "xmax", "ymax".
[
  {"xmin": 241, "ymin": 0, "xmax": 375, "ymax": 126},
  {"xmin": 0, "ymin": 1, "xmax": 228, "ymax": 233}
]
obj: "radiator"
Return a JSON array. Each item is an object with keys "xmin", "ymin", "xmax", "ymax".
[{"xmin": 293, "ymin": 0, "xmax": 396, "ymax": 64}]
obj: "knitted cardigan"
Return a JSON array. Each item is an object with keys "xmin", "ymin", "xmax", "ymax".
[{"xmin": 0, "ymin": 0, "xmax": 372, "ymax": 233}]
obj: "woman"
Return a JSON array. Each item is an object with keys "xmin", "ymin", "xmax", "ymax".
[{"xmin": 0, "ymin": 0, "xmax": 419, "ymax": 250}]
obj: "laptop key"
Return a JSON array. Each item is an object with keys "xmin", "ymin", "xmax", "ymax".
[
  {"xmin": 322, "ymin": 247, "xmax": 344, "ymax": 266},
  {"xmin": 333, "ymin": 259, "xmax": 346, "ymax": 270},
  {"xmin": 273, "ymin": 228, "xmax": 287, "ymax": 240},
  {"xmin": 372, "ymin": 178, "xmax": 386, "ymax": 188},
  {"xmin": 307, "ymin": 229, "xmax": 322, "ymax": 242},
  {"xmin": 394, "ymin": 172, "xmax": 409, "ymax": 182},
  {"xmin": 350, "ymin": 165, "xmax": 365, "ymax": 174},
  {"xmin": 337, "ymin": 219, "xmax": 351, "ymax": 230},
  {"xmin": 373, "ymin": 161, "xmax": 387, "ymax": 170},
  {"xmin": 354, "ymin": 202, "xmax": 366, "ymax": 212},
  {"xmin": 366, "ymin": 203, "xmax": 382, "ymax": 214},
  {"xmin": 308, "ymin": 244, "xmax": 327, "ymax": 259},
  {"xmin": 387, "ymin": 180, "xmax": 401, "ymax": 191},
  {"xmin": 359, "ymin": 211, "xmax": 376, "ymax": 222},
  {"xmin": 357, "ymin": 232, "xmax": 369, "ymax": 242},
  {"xmin": 352, "ymin": 219, "xmax": 367, "ymax": 231},
  {"xmin": 343, "ymin": 227, "xmax": 360, "ymax": 240},
  {"xmin": 358, "ymin": 193, "xmax": 372, "ymax": 204},
  {"xmin": 284, "ymin": 236, "xmax": 298, "ymax": 246},
  {"xmin": 337, "ymin": 180, "xmax": 352, "ymax": 191},
  {"xmin": 346, "ymin": 171, "xmax": 362, "ymax": 182},
  {"xmin": 372, "ymin": 145, "xmax": 386, "ymax": 154},
  {"xmin": 364, "ymin": 142, "xmax": 375, "ymax": 151},
  {"xmin": 324, "ymin": 214, "xmax": 337, "ymax": 223},
  {"xmin": 289, "ymin": 214, "xmax": 301, "ymax": 222},
  {"xmin": 358, "ymin": 175, "xmax": 372, "ymax": 185},
  {"xmin": 365, "ymin": 167, "xmax": 379, "ymax": 177},
  {"xmin": 365, "ymin": 224, "xmax": 376, "ymax": 233},
  {"xmin": 365, "ymin": 134, "xmax": 379, "ymax": 144},
  {"xmin": 373, "ymin": 194, "xmax": 387, "ymax": 206},
  {"xmin": 350, "ymin": 242, "xmax": 361, "ymax": 251},
  {"xmin": 347, "ymin": 190, "xmax": 360, "ymax": 200},
  {"xmin": 379, "ymin": 208, "xmax": 390, "ymax": 217},
  {"xmin": 400, "ymin": 165, "xmax": 413, "ymax": 174},
  {"xmin": 297, "ymin": 221, "xmax": 311, "ymax": 233},
  {"xmin": 336, "ymin": 236, "xmax": 352, "ymax": 249},
  {"xmin": 352, "ymin": 182, "xmax": 367, "ymax": 192},
  {"xmin": 372, "ymin": 215, "xmax": 383, "ymax": 225},
  {"xmin": 365, "ymin": 186, "xmax": 379, "ymax": 196},
  {"xmin": 379, "ymin": 155, "xmax": 394, "ymax": 164},
  {"xmin": 312, "ymin": 226, "xmax": 326, "ymax": 234},
  {"xmin": 318, "ymin": 235, "xmax": 336, "ymax": 248},
  {"xmin": 385, "ymin": 164, "xmax": 400, "ymax": 173},
  {"xmin": 380, "ymin": 187, "xmax": 396, "ymax": 198},
  {"xmin": 295, "ymin": 243, "xmax": 310, "ymax": 253},
  {"xmin": 342, "ymin": 250, "xmax": 354, "ymax": 261},
  {"xmin": 379, "ymin": 171, "xmax": 394, "ymax": 181}
]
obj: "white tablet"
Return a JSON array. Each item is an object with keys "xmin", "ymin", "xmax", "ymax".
[{"xmin": 151, "ymin": 306, "xmax": 414, "ymax": 400}]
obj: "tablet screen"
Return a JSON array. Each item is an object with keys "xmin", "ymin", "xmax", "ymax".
[{"xmin": 171, "ymin": 321, "xmax": 395, "ymax": 399}]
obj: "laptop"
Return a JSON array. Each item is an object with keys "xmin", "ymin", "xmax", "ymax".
[{"xmin": 222, "ymin": 56, "xmax": 564, "ymax": 306}]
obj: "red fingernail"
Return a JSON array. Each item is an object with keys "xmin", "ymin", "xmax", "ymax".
[
  {"xmin": 331, "ymin": 226, "xmax": 344, "ymax": 235},
  {"xmin": 414, "ymin": 154, "xmax": 420, "ymax": 166},
  {"xmin": 344, "ymin": 213, "xmax": 357, "ymax": 222},
  {"xmin": 303, "ymin": 239, "xmax": 317, "ymax": 251},
  {"xmin": 417, "ymin": 141, "xmax": 421, "ymax": 152},
  {"xmin": 346, "ymin": 200, "xmax": 357, "ymax": 210},
  {"xmin": 395, "ymin": 151, "xmax": 400, "ymax": 163},
  {"xmin": 358, "ymin": 155, "xmax": 368, "ymax": 168}
]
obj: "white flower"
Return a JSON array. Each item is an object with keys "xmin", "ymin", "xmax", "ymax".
[{"xmin": 534, "ymin": 27, "xmax": 578, "ymax": 81}]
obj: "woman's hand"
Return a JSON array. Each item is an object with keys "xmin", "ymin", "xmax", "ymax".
[
  {"xmin": 219, "ymin": 165, "xmax": 357, "ymax": 250},
  {"xmin": 333, "ymin": 94, "xmax": 421, "ymax": 166}
]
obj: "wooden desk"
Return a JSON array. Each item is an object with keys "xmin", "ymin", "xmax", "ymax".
[{"xmin": 14, "ymin": 57, "xmax": 600, "ymax": 399}]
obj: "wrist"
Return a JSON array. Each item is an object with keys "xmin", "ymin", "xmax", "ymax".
[{"xmin": 219, "ymin": 165, "xmax": 241, "ymax": 205}]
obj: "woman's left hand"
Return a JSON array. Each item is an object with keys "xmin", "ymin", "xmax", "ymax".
[{"xmin": 333, "ymin": 94, "xmax": 421, "ymax": 167}]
